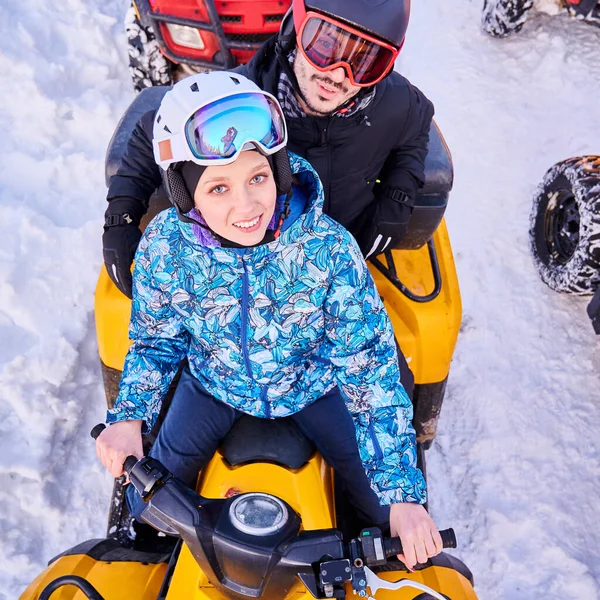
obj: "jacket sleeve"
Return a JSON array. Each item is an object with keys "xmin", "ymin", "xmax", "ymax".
[
  {"xmin": 107, "ymin": 233, "xmax": 190, "ymax": 432},
  {"xmin": 378, "ymin": 82, "xmax": 435, "ymax": 201},
  {"xmin": 106, "ymin": 109, "xmax": 163, "ymax": 221},
  {"xmin": 354, "ymin": 83, "xmax": 434, "ymax": 257},
  {"xmin": 323, "ymin": 233, "xmax": 426, "ymax": 505}
]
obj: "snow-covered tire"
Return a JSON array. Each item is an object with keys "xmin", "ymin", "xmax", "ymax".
[
  {"xmin": 482, "ymin": 0, "xmax": 535, "ymax": 37},
  {"xmin": 125, "ymin": 3, "xmax": 173, "ymax": 93},
  {"xmin": 529, "ymin": 156, "xmax": 600, "ymax": 294}
]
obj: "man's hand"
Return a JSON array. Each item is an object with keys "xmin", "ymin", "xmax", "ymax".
[
  {"xmin": 357, "ymin": 185, "xmax": 414, "ymax": 259},
  {"xmin": 389, "ymin": 503, "xmax": 443, "ymax": 570},
  {"xmin": 96, "ymin": 420, "xmax": 144, "ymax": 478},
  {"xmin": 359, "ymin": 218, "xmax": 411, "ymax": 260},
  {"xmin": 102, "ymin": 223, "xmax": 142, "ymax": 299},
  {"xmin": 102, "ymin": 197, "xmax": 144, "ymax": 298}
]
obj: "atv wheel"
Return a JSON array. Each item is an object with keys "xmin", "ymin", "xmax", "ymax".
[
  {"xmin": 125, "ymin": 3, "xmax": 173, "ymax": 93},
  {"xmin": 529, "ymin": 156, "xmax": 600, "ymax": 294},
  {"xmin": 482, "ymin": 0, "xmax": 535, "ymax": 37}
]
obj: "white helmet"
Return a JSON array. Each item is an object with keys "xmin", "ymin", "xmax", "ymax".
[
  {"xmin": 153, "ymin": 71, "xmax": 293, "ymax": 217},
  {"xmin": 153, "ymin": 71, "xmax": 288, "ymax": 171}
]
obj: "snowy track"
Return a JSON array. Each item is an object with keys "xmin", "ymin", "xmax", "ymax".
[{"xmin": 1, "ymin": 1, "xmax": 599, "ymax": 599}]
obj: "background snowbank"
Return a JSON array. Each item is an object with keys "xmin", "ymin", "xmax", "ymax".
[{"xmin": 0, "ymin": 1, "xmax": 599, "ymax": 598}]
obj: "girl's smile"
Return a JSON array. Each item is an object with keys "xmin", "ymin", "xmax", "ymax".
[{"xmin": 193, "ymin": 151, "xmax": 277, "ymax": 246}]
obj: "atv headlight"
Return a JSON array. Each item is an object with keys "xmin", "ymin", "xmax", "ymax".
[
  {"xmin": 165, "ymin": 23, "xmax": 205, "ymax": 50},
  {"xmin": 229, "ymin": 493, "xmax": 288, "ymax": 536}
]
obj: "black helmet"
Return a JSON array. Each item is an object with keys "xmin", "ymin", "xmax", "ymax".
[{"xmin": 298, "ymin": 0, "xmax": 410, "ymax": 48}]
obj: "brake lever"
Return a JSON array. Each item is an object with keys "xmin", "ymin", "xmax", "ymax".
[{"xmin": 363, "ymin": 566, "xmax": 448, "ymax": 600}]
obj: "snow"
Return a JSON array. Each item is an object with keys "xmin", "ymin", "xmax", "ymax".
[
  {"xmin": 0, "ymin": 1, "xmax": 599, "ymax": 599},
  {"xmin": 535, "ymin": 0, "xmax": 563, "ymax": 16}
]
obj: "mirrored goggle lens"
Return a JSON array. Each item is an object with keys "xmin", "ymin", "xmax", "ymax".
[
  {"xmin": 185, "ymin": 92, "xmax": 286, "ymax": 161},
  {"xmin": 301, "ymin": 17, "xmax": 395, "ymax": 85}
]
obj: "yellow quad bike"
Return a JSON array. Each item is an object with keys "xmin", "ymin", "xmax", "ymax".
[{"xmin": 20, "ymin": 88, "xmax": 473, "ymax": 600}]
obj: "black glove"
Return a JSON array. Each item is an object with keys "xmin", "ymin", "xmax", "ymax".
[
  {"xmin": 357, "ymin": 186, "xmax": 414, "ymax": 259},
  {"xmin": 102, "ymin": 198, "xmax": 144, "ymax": 298}
]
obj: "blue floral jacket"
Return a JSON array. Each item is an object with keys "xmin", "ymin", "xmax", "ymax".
[{"xmin": 108, "ymin": 153, "xmax": 426, "ymax": 505}]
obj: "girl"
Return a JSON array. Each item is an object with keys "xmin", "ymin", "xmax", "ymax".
[{"xmin": 96, "ymin": 71, "xmax": 441, "ymax": 569}]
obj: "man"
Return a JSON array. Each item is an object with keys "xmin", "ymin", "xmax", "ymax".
[{"xmin": 103, "ymin": 0, "xmax": 433, "ymax": 395}]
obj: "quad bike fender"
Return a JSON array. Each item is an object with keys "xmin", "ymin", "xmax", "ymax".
[
  {"xmin": 369, "ymin": 219, "xmax": 461, "ymax": 386},
  {"xmin": 19, "ymin": 552, "xmax": 167, "ymax": 599}
]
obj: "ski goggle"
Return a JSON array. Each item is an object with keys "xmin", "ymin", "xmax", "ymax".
[
  {"xmin": 295, "ymin": 11, "xmax": 401, "ymax": 87},
  {"xmin": 156, "ymin": 91, "xmax": 287, "ymax": 167}
]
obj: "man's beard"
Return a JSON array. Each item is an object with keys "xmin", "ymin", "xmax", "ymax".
[
  {"xmin": 297, "ymin": 75, "xmax": 349, "ymax": 114},
  {"xmin": 295, "ymin": 58, "xmax": 357, "ymax": 115}
]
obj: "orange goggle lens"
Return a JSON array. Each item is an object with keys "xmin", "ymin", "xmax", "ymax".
[{"xmin": 299, "ymin": 15, "xmax": 398, "ymax": 86}]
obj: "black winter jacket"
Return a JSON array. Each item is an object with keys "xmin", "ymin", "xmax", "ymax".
[{"xmin": 107, "ymin": 37, "xmax": 434, "ymax": 241}]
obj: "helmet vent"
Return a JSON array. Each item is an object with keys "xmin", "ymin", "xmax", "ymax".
[
  {"xmin": 157, "ymin": 114, "xmax": 162, "ymax": 123},
  {"xmin": 190, "ymin": 82, "xmax": 199, "ymax": 92},
  {"xmin": 163, "ymin": 125, "xmax": 172, "ymax": 133},
  {"xmin": 229, "ymin": 76, "xmax": 241, "ymax": 85}
]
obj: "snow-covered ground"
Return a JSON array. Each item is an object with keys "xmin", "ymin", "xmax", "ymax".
[{"xmin": 1, "ymin": 1, "xmax": 599, "ymax": 599}]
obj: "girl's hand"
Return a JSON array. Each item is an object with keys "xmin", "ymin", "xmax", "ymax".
[
  {"xmin": 389, "ymin": 503, "xmax": 443, "ymax": 570},
  {"xmin": 96, "ymin": 420, "xmax": 144, "ymax": 478}
]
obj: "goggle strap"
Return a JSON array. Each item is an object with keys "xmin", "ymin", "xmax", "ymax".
[{"xmin": 292, "ymin": 0, "xmax": 307, "ymax": 36}]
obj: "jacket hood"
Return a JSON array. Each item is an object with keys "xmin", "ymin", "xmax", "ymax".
[{"xmin": 176, "ymin": 152, "xmax": 325, "ymax": 257}]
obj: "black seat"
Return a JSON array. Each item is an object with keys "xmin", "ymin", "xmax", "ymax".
[
  {"xmin": 220, "ymin": 414, "xmax": 315, "ymax": 469},
  {"xmin": 393, "ymin": 122, "xmax": 454, "ymax": 250},
  {"xmin": 105, "ymin": 86, "xmax": 169, "ymax": 186}
]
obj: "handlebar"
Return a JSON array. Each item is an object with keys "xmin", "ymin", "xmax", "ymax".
[
  {"xmin": 89, "ymin": 422, "xmax": 458, "ymax": 598},
  {"xmin": 90, "ymin": 424, "xmax": 138, "ymax": 473}
]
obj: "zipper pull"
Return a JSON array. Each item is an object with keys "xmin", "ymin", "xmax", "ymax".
[{"xmin": 320, "ymin": 127, "xmax": 328, "ymax": 146}]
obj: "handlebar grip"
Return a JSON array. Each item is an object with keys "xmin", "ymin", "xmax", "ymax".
[
  {"xmin": 383, "ymin": 528, "xmax": 456, "ymax": 558},
  {"xmin": 440, "ymin": 528, "xmax": 457, "ymax": 549},
  {"xmin": 90, "ymin": 423, "xmax": 106, "ymax": 440},
  {"xmin": 124, "ymin": 456, "xmax": 139, "ymax": 473}
]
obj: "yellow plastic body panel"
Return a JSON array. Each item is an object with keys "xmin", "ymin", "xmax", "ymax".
[
  {"xmin": 95, "ymin": 219, "xmax": 462, "ymax": 386},
  {"xmin": 95, "ymin": 263, "xmax": 132, "ymax": 371},
  {"xmin": 197, "ymin": 451, "xmax": 335, "ymax": 530},
  {"xmin": 369, "ymin": 220, "xmax": 461, "ymax": 385},
  {"xmin": 19, "ymin": 554, "xmax": 166, "ymax": 599},
  {"xmin": 167, "ymin": 451, "xmax": 335, "ymax": 597}
]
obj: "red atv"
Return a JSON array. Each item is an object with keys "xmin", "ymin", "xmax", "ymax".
[
  {"xmin": 482, "ymin": 0, "xmax": 600, "ymax": 37},
  {"xmin": 126, "ymin": 0, "xmax": 292, "ymax": 92}
]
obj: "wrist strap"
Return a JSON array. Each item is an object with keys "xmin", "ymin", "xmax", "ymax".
[
  {"xmin": 380, "ymin": 185, "xmax": 414, "ymax": 208},
  {"xmin": 105, "ymin": 213, "xmax": 134, "ymax": 227}
]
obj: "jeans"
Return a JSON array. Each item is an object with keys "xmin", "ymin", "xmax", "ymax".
[{"xmin": 127, "ymin": 367, "xmax": 389, "ymax": 526}]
